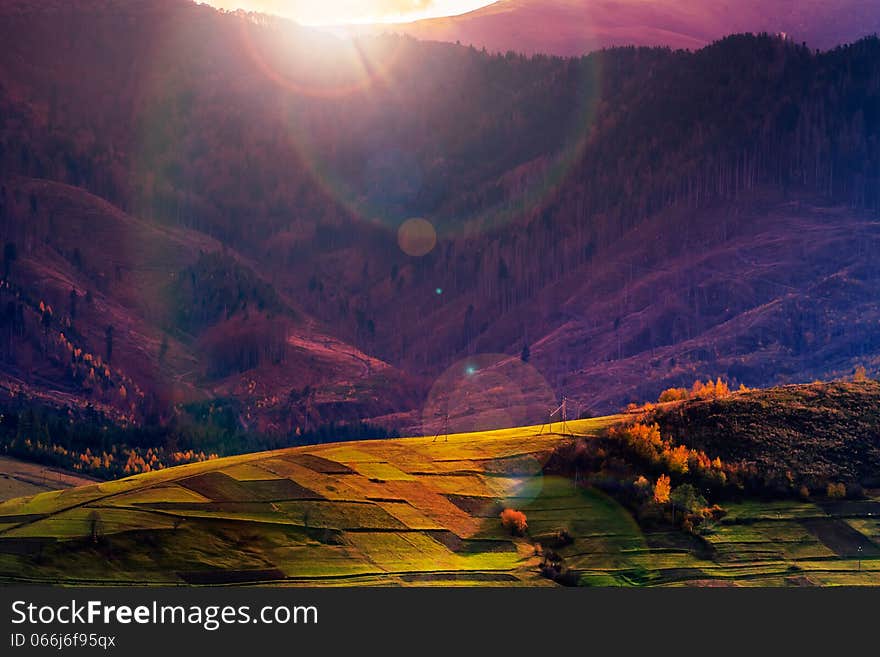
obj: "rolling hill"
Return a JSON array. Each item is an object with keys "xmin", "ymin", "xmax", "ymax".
[
  {"xmin": 1, "ymin": 382, "xmax": 878, "ymax": 586},
  {"xmin": 652, "ymin": 381, "xmax": 880, "ymax": 488},
  {"xmin": 0, "ymin": 417, "xmax": 620, "ymax": 585}
]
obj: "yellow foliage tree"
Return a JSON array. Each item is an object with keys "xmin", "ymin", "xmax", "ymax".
[
  {"xmin": 665, "ymin": 444, "xmax": 690, "ymax": 474},
  {"xmin": 658, "ymin": 387, "xmax": 689, "ymax": 403},
  {"xmin": 653, "ymin": 474, "xmax": 671, "ymax": 504}
]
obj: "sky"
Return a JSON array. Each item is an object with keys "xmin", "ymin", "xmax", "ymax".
[{"xmin": 200, "ymin": 1, "xmax": 498, "ymax": 25}]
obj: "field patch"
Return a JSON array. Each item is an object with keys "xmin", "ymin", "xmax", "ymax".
[
  {"xmin": 349, "ymin": 462, "xmax": 415, "ymax": 482},
  {"xmin": 801, "ymin": 518, "xmax": 880, "ymax": 557},
  {"xmin": 178, "ymin": 472, "xmax": 322, "ymax": 502},
  {"xmin": 289, "ymin": 454, "xmax": 355, "ymax": 475}
]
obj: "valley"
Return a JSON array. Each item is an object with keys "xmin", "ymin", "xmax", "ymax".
[{"xmin": 0, "ymin": 1, "xmax": 879, "ymax": 589}]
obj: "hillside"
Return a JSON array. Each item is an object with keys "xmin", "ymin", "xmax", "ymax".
[
  {"xmin": 523, "ymin": 196, "xmax": 880, "ymax": 410},
  {"xmin": 0, "ymin": 177, "xmax": 417, "ymax": 434},
  {"xmin": 652, "ymin": 381, "xmax": 880, "ymax": 488},
  {"xmin": 350, "ymin": 0, "xmax": 880, "ymax": 55},
  {"xmin": 0, "ymin": 418, "xmax": 619, "ymax": 585},
  {"xmin": 1, "ymin": 383, "xmax": 879, "ymax": 586}
]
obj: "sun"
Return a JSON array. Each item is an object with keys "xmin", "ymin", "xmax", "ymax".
[{"xmin": 200, "ymin": 1, "xmax": 497, "ymax": 26}]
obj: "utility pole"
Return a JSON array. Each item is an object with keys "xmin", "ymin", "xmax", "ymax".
[
  {"xmin": 432, "ymin": 410, "xmax": 449, "ymax": 443},
  {"xmin": 538, "ymin": 397, "xmax": 574, "ymax": 436}
]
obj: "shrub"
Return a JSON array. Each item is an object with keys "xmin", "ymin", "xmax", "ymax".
[
  {"xmin": 826, "ymin": 482, "xmax": 846, "ymax": 498},
  {"xmin": 500, "ymin": 509, "xmax": 528, "ymax": 536},
  {"xmin": 704, "ymin": 504, "xmax": 727, "ymax": 521},
  {"xmin": 853, "ymin": 365, "xmax": 868, "ymax": 382},
  {"xmin": 552, "ymin": 528, "xmax": 574, "ymax": 548},
  {"xmin": 539, "ymin": 550, "xmax": 579, "ymax": 586},
  {"xmin": 798, "ymin": 485, "xmax": 810, "ymax": 500},
  {"xmin": 846, "ymin": 483, "xmax": 865, "ymax": 499},
  {"xmin": 670, "ymin": 483, "xmax": 707, "ymax": 514}
]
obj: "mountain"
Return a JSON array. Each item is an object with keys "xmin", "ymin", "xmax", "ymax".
[
  {"xmin": 349, "ymin": 0, "xmax": 880, "ymax": 55},
  {"xmin": 1, "ymin": 1, "xmax": 880, "ymax": 443}
]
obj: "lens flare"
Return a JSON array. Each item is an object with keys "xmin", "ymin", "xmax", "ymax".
[
  {"xmin": 421, "ymin": 353, "xmax": 557, "ymax": 437},
  {"xmin": 498, "ymin": 453, "xmax": 545, "ymax": 507},
  {"xmin": 236, "ymin": 13, "xmax": 604, "ymax": 236},
  {"xmin": 129, "ymin": 9, "xmax": 607, "ymax": 303},
  {"xmin": 398, "ymin": 217, "xmax": 437, "ymax": 257},
  {"xmin": 235, "ymin": 14, "xmax": 406, "ymax": 100}
]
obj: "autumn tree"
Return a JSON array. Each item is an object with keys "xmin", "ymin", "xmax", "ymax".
[
  {"xmin": 665, "ymin": 444, "xmax": 690, "ymax": 475},
  {"xmin": 658, "ymin": 387, "xmax": 688, "ymax": 403},
  {"xmin": 653, "ymin": 474, "xmax": 671, "ymax": 504},
  {"xmin": 500, "ymin": 508, "xmax": 528, "ymax": 536},
  {"xmin": 691, "ymin": 378, "xmax": 730, "ymax": 399}
]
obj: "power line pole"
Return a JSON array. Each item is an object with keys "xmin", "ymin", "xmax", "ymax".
[
  {"xmin": 537, "ymin": 397, "xmax": 574, "ymax": 436},
  {"xmin": 432, "ymin": 410, "xmax": 449, "ymax": 443}
]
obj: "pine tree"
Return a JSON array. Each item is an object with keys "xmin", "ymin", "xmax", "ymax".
[{"xmin": 105, "ymin": 325, "xmax": 114, "ymax": 365}]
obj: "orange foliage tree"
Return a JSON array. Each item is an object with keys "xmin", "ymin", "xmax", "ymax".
[
  {"xmin": 500, "ymin": 509, "xmax": 528, "ymax": 536},
  {"xmin": 653, "ymin": 474, "xmax": 671, "ymax": 504}
]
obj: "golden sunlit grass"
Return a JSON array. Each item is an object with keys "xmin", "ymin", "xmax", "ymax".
[{"xmin": 0, "ymin": 414, "xmax": 877, "ymax": 586}]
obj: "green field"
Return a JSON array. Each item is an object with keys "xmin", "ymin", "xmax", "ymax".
[{"xmin": 0, "ymin": 415, "xmax": 878, "ymax": 586}]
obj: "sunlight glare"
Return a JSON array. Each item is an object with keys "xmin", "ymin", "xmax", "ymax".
[{"xmin": 201, "ymin": 1, "xmax": 498, "ymax": 26}]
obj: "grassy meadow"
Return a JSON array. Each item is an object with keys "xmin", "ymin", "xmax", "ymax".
[{"xmin": 0, "ymin": 413, "xmax": 877, "ymax": 586}]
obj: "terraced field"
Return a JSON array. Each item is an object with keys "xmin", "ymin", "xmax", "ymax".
[
  {"xmin": 0, "ymin": 414, "xmax": 878, "ymax": 586},
  {"xmin": 562, "ymin": 497, "xmax": 880, "ymax": 587}
]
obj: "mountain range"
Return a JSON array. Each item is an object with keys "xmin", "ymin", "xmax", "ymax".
[
  {"xmin": 346, "ymin": 0, "xmax": 880, "ymax": 55},
  {"xmin": 1, "ymin": 0, "xmax": 879, "ymax": 440}
]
